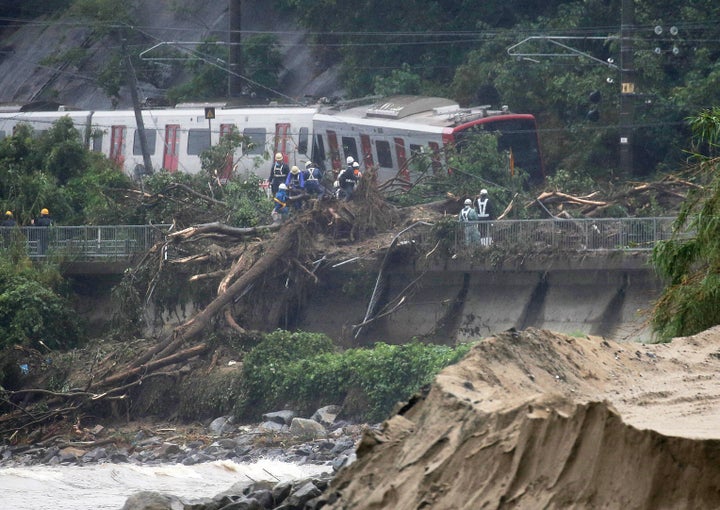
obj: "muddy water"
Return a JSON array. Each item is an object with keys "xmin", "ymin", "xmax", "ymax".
[{"xmin": 0, "ymin": 459, "xmax": 328, "ymax": 509}]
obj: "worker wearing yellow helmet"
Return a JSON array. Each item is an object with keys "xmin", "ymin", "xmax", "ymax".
[
  {"xmin": 268, "ymin": 152, "xmax": 289, "ymax": 195},
  {"xmin": 35, "ymin": 208, "xmax": 52, "ymax": 227},
  {"xmin": 32, "ymin": 207, "xmax": 53, "ymax": 255},
  {"xmin": 1, "ymin": 210, "xmax": 16, "ymax": 227},
  {"xmin": 285, "ymin": 165, "xmax": 306, "ymax": 210}
]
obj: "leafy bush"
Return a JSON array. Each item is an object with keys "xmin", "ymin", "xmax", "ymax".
[
  {"xmin": 239, "ymin": 330, "xmax": 473, "ymax": 422},
  {"xmin": 0, "ymin": 252, "xmax": 83, "ymax": 350}
]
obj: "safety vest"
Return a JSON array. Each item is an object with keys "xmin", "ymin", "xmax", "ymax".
[
  {"xmin": 477, "ymin": 198, "xmax": 490, "ymax": 218},
  {"xmin": 272, "ymin": 162, "xmax": 285, "ymax": 178},
  {"xmin": 306, "ymin": 168, "xmax": 319, "ymax": 181},
  {"xmin": 288, "ymin": 173, "xmax": 302, "ymax": 188},
  {"xmin": 460, "ymin": 207, "xmax": 473, "ymax": 222}
]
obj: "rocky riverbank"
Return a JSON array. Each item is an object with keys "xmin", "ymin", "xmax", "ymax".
[{"xmin": 0, "ymin": 406, "xmax": 369, "ymax": 510}]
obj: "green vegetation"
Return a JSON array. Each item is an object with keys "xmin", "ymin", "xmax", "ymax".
[
  {"xmin": 240, "ymin": 330, "xmax": 473, "ymax": 422},
  {"xmin": 0, "ymin": 239, "xmax": 82, "ymax": 350},
  {"xmin": 651, "ymin": 108, "xmax": 720, "ymax": 341}
]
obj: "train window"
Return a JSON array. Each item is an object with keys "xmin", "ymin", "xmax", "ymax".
[
  {"xmin": 376, "ymin": 140, "xmax": 393, "ymax": 168},
  {"xmin": 243, "ymin": 127, "xmax": 266, "ymax": 155},
  {"xmin": 342, "ymin": 137, "xmax": 358, "ymax": 163},
  {"xmin": 313, "ymin": 134, "xmax": 325, "ymax": 164},
  {"xmin": 410, "ymin": 144, "xmax": 423, "ymax": 156},
  {"xmin": 92, "ymin": 132, "xmax": 103, "ymax": 152},
  {"xmin": 187, "ymin": 128, "xmax": 211, "ymax": 155},
  {"xmin": 133, "ymin": 129, "xmax": 157, "ymax": 155},
  {"xmin": 298, "ymin": 127, "xmax": 309, "ymax": 154},
  {"xmin": 0, "ymin": 131, "xmax": 6, "ymax": 141}
]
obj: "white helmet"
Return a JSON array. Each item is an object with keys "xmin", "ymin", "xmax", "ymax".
[
  {"xmin": 480, "ymin": 189, "xmax": 488, "ymax": 195},
  {"xmin": 352, "ymin": 162, "xmax": 359, "ymax": 168},
  {"xmin": 275, "ymin": 153, "xmax": 283, "ymax": 161},
  {"xmin": 346, "ymin": 156, "xmax": 354, "ymax": 165},
  {"xmin": 291, "ymin": 165, "xmax": 300, "ymax": 175},
  {"xmin": 279, "ymin": 183, "xmax": 287, "ymax": 190},
  {"xmin": 304, "ymin": 161, "xmax": 312, "ymax": 168},
  {"xmin": 464, "ymin": 199, "xmax": 472, "ymax": 206}
]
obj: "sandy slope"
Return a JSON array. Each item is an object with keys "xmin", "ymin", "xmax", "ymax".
[{"xmin": 320, "ymin": 328, "xmax": 720, "ymax": 509}]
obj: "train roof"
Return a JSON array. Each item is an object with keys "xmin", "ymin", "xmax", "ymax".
[{"xmin": 318, "ymin": 95, "xmax": 519, "ymax": 128}]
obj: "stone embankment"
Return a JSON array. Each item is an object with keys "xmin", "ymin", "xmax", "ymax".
[{"xmin": 1, "ymin": 405, "xmax": 368, "ymax": 510}]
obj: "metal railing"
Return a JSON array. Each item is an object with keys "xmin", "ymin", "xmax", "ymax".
[
  {"xmin": 0, "ymin": 218, "xmax": 684, "ymax": 262},
  {"xmin": 0, "ymin": 225, "xmax": 171, "ymax": 260},
  {"xmin": 454, "ymin": 217, "xmax": 680, "ymax": 252}
]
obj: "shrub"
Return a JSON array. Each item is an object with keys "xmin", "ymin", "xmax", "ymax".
[{"xmin": 239, "ymin": 331, "xmax": 473, "ymax": 422}]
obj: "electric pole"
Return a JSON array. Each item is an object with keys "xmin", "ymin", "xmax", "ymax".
[
  {"xmin": 228, "ymin": 0, "xmax": 243, "ymax": 99},
  {"xmin": 619, "ymin": 0, "xmax": 635, "ymax": 175},
  {"xmin": 123, "ymin": 39, "xmax": 153, "ymax": 176}
]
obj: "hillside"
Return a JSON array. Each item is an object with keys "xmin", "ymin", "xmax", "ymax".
[{"xmin": 0, "ymin": 0, "xmax": 342, "ymax": 110}]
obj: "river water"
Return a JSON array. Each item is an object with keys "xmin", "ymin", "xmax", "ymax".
[{"xmin": 0, "ymin": 459, "xmax": 329, "ymax": 509}]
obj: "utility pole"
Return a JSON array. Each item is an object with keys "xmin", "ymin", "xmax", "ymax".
[
  {"xmin": 228, "ymin": 0, "xmax": 243, "ymax": 99},
  {"xmin": 619, "ymin": 0, "xmax": 635, "ymax": 175},
  {"xmin": 123, "ymin": 39, "xmax": 153, "ymax": 175}
]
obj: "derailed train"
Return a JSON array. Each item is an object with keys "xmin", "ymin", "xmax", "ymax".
[{"xmin": 0, "ymin": 95, "xmax": 544, "ymax": 184}]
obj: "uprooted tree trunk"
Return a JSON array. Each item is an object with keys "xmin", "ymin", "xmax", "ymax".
[{"xmin": 105, "ymin": 168, "xmax": 399, "ymax": 384}]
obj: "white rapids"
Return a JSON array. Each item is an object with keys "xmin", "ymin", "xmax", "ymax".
[{"xmin": 0, "ymin": 458, "xmax": 329, "ymax": 510}]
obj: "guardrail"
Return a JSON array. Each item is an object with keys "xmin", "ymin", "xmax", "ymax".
[
  {"xmin": 0, "ymin": 225, "xmax": 171, "ymax": 260},
  {"xmin": 454, "ymin": 217, "xmax": 679, "ymax": 252}
]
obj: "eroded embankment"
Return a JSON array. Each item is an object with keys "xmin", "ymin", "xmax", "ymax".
[{"xmin": 316, "ymin": 328, "xmax": 720, "ymax": 509}]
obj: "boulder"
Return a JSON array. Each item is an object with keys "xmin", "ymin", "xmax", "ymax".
[
  {"xmin": 289, "ymin": 418, "xmax": 326, "ymax": 439},
  {"xmin": 261, "ymin": 410, "xmax": 296, "ymax": 425},
  {"xmin": 310, "ymin": 405, "xmax": 341, "ymax": 427},
  {"xmin": 120, "ymin": 491, "xmax": 185, "ymax": 510}
]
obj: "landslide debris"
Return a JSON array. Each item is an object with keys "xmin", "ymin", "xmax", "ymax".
[{"xmin": 317, "ymin": 327, "xmax": 720, "ymax": 509}]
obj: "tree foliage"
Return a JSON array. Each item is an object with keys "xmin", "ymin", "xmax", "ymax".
[
  {"xmin": 0, "ymin": 244, "xmax": 82, "ymax": 351},
  {"xmin": 651, "ymin": 108, "xmax": 720, "ymax": 341},
  {"xmin": 240, "ymin": 330, "xmax": 472, "ymax": 421}
]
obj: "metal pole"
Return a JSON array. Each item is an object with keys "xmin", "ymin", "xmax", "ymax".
[
  {"xmin": 228, "ymin": 0, "xmax": 243, "ymax": 98},
  {"xmin": 619, "ymin": 0, "xmax": 635, "ymax": 175}
]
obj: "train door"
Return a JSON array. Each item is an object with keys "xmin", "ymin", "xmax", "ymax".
[
  {"xmin": 394, "ymin": 137, "xmax": 410, "ymax": 182},
  {"xmin": 163, "ymin": 124, "xmax": 180, "ymax": 172},
  {"xmin": 274, "ymin": 123, "xmax": 290, "ymax": 161},
  {"xmin": 110, "ymin": 125, "xmax": 126, "ymax": 168},
  {"xmin": 219, "ymin": 123, "xmax": 235, "ymax": 181},
  {"xmin": 341, "ymin": 136, "xmax": 358, "ymax": 167},
  {"xmin": 360, "ymin": 134, "xmax": 374, "ymax": 169},
  {"xmin": 326, "ymin": 130, "xmax": 342, "ymax": 176}
]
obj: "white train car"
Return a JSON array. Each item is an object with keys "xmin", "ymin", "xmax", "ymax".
[
  {"xmin": 0, "ymin": 108, "xmax": 94, "ymax": 144},
  {"xmin": 89, "ymin": 105, "xmax": 318, "ymax": 178},
  {"xmin": 0, "ymin": 97, "xmax": 544, "ymax": 186},
  {"xmin": 311, "ymin": 95, "xmax": 544, "ymax": 184}
]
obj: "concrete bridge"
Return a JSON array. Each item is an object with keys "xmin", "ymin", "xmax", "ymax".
[{"xmin": 301, "ymin": 217, "xmax": 678, "ymax": 344}]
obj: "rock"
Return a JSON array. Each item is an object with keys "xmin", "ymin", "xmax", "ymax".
[
  {"xmin": 58, "ymin": 446, "xmax": 85, "ymax": 463},
  {"xmin": 284, "ymin": 481, "xmax": 322, "ymax": 508},
  {"xmin": 209, "ymin": 416, "xmax": 235, "ymax": 434},
  {"xmin": 120, "ymin": 491, "xmax": 185, "ymax": 510},
  {"xmin": 272, "ymin": 481, "xmax": 292, "ymax": 506},
  {"xmin": 310, "ymin": 405, "xmax": 341, "ymax": 427},
  {"xmin": 289, "ymin": 418, "xmax": 326, "ymax": 440},
  {"xmin": 257, "ymin": 421, "xmax": 285, "ymax": 433},
  {"xmin": 261, "ymin": 410, "xmax": 296, "ymax": 425},
  {"xmin": 82, "ymin": 447, "xmax": 107, "ymax": 462}
]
